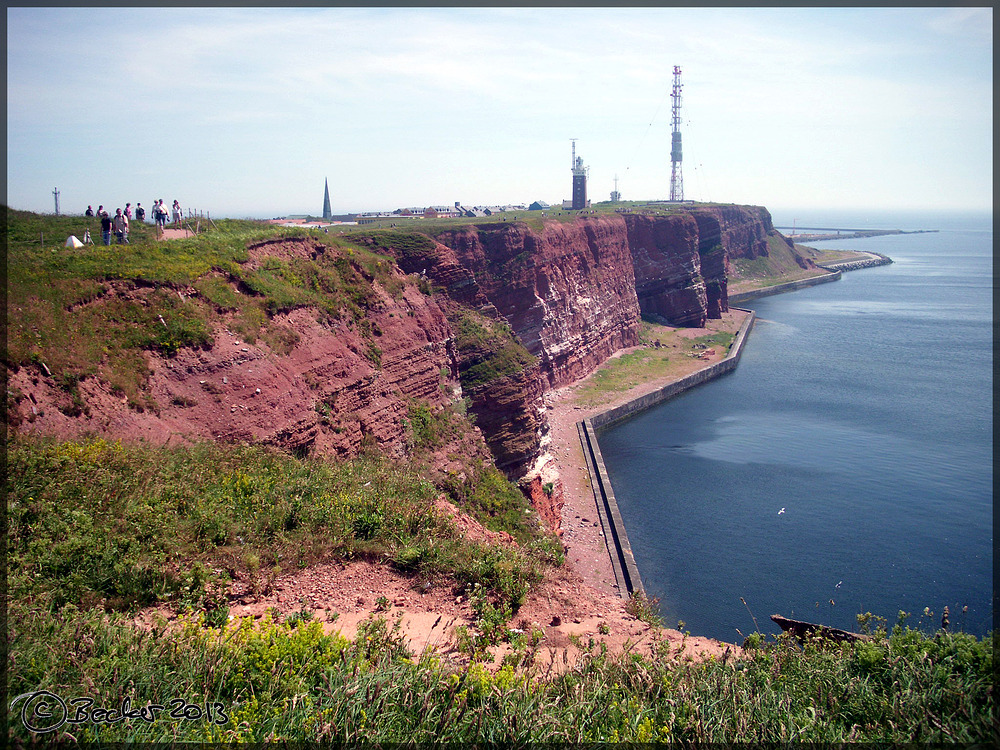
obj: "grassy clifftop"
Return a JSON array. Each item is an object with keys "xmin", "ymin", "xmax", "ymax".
[{"xmin": 4, "ymin": 208, "xmax": 416, "ymax": 408}]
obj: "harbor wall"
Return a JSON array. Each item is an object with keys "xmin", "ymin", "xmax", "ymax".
[{"xmin": 578, "ymin": 308, "xmax": 756, "ymax": 598}]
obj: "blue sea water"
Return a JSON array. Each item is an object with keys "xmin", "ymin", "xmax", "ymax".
[{"xmin": 597, "ymin": 215, "xmax": 993, "ymax": 642}]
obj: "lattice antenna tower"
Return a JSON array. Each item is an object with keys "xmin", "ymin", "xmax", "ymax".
[
  {"xmin": 669, "ymin": 65, "xmax": 684, "ymax": 202},
  {"xmin": 53, "ymin": 187, "xmax": 60, "ymax": 215}
]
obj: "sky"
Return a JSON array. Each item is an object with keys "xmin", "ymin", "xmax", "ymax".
[{"xmin": 6, "ymin": 6, "xmax": 993, "ymax": 220}]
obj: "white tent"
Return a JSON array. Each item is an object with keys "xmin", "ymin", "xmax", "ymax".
[{"xmin": 65, "ymin": 235, "xmax": 84, "ymax": 248}]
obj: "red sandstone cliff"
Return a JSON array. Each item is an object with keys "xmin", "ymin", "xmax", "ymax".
[
  {"xmin": 426, "ymin": 205, "xmax": 778, "ymax": 384},
  {"xmin": 436, "ymin": 219, "xmax": 642, "ymax": 389},
  {"xmin": 8, "ymin": 238, "xmax": 492, "ymax": 476},
  {"xmin": 362, "ymin": 204, "xmax": 784, "ymax": 487},
  {"xmin": 10, "ymin": 206, "xmax": 789, "ymax": 521}
]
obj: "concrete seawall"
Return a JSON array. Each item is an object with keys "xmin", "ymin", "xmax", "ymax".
[
  {"xmin": 578, "ymin": 419, "xmax": 643, "ymax": 598},
  {"xmin": 577, "ymin": 308, "xmax": 756, "ymax": 598},
  {"xmin": 728, "ymin": 271, "xmax": 841, "ymax": 305},
  {"xmin": 576, "ymin": 253, "xmax": 891, "ymax": 600}
]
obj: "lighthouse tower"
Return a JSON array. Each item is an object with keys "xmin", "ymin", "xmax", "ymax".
[{"xmin": 570, "ymin": 139, "xmax": 588, "ymax": 210}]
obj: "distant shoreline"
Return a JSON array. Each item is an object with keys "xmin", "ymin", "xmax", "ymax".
[{"xmin": 773, "ymin": 227, "xmax": 937, "ymax": 242}]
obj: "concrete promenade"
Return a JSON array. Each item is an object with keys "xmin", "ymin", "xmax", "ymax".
[{"xmin": 577, "ymin": 308, "xmax": 757, "ymax": 599}]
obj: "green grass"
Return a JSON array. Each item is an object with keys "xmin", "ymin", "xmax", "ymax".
[
  {"xmin": 5, "ymin": 433, "xmax": 573, "ymax": 742},
  {"xmin": 573, "ymin": 320, "xmax": 737, "ymax": 408},
  {"xmin": 797, "ymin": 244, "xmax": 877, "ymax": 266},
  {"xmin": 448, "ymin": 308, "xmax": 537, "ymax": 390},
  {"xmin": 5, "ymin": 207, "xmax": 413, "ymax": 406},
  {"xmin": 7, "ymin": 599, "xmax": 992, "ymax": 743},
  {"xmin": 574, "ymin": 348, "xmax": 674, "ymax": 404},
  {"xmin": 728, "ymin": 230, "xmax": 829, "ymax": 290},
  {"xmin": 7, "ymin": 435, "xmax": 559, "ymax": 617},
  {"xmin": 321, "ymin": 200, "xmax": 724, "ymax": 238}
]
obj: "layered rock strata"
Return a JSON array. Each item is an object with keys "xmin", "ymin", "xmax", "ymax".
[
  {"xmin": 12, "ymin": 206, "xmax": 788, "ymax": 529},
  {"xmin": 10, "ymin": 249, "xmax": 486, "ymax": 469},
  {"xmin": 368, "ymin": 205, "xmax": 783, "ymax": 501}
]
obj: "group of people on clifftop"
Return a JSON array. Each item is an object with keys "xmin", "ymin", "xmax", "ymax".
[
  {"xmin": 84, "ymin": 204, "xmax": 130, "ymax": 245},
  {"xmin": 85, "ymin": 199, "xmax": 183, "ymax": 243}
]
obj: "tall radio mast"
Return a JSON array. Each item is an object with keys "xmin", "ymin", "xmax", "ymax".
[{"xmin": 669, "ymin": 65, "xmax": 684, "ymax": 202}]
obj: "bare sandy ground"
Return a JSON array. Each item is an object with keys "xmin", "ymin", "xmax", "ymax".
[{"xmin": 158, "ymin": 227, "xmax": 194, "ymax": 240}]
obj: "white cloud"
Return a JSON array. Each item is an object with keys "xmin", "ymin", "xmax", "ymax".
[{"xmin": 6, "ymin": 7, "xmax": 992, "ymax": 216}]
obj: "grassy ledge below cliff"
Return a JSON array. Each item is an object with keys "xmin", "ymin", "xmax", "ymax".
[
  {"xmin": 571, "ymin": 314, "xmax": 742, "ymax": 410},
  {"xmin": 727, "ymin": 231, "xmax": 852, "ymax": 294}
]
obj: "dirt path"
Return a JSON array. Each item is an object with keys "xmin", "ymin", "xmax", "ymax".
[{"xmin": 158, "ymin": 227, "xmax": 194, "ymax": 240}]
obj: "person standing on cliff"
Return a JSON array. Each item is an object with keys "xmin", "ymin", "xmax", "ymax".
[
  {"xmin": 112, "ymin": 208, "xmax": 129, "ymax": 244},
  {"xmin": 154, "ymin": 199, "xmax": 168, "ymax": 236},
  {"xmin": 99, "ymin": 210, "xmax": 113, "ymax": 245}
]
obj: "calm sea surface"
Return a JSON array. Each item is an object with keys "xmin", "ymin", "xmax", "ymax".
[{"xmin": 597, "ymin": 216, "xmax": 993, "ymax": 642}]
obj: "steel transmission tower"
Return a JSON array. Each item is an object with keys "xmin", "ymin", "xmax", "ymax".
[{"xmin": 669, "ymin": 65, "xmax": 684, "ymax": 202}]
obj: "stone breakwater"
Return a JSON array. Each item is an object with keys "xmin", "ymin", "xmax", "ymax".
[
  {"xmin": 577, "ymin": 309, "xmax": 757, "ymax": 598},
  {"xmin": 817, "ymin": 252, "xmax": 894, "ymax": 272},
  {"xmin": 728, "ymin": 253, "xmax": 894, "ymax": 305}
]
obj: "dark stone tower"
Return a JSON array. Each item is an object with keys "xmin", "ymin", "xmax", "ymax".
[
  {"xmin": 322, "ymin": 178, "xmax": 332, "ymax": 221},
  {"xmin": 572, "ymin": 167, "xmax": 587, "ymax": 210},
  {"xmin": 570, "ymin": 140, "xmax": 587, "ymax": 210}
]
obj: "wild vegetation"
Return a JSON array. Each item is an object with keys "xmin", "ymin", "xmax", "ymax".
[
  {"xmin": 447, "ymin": 308, "xmax": 537, "ymax": 391},
  {"xmin": 8, "ymin": 434, "xmax": 564, "ymax": 614},
  {"xmin": 9, "ymin": 581, "xmax": 993, "ymax": 743},
  {"xmin": 5, "ymin": 207, "xmax": 407, "ymax": 410},
  {"xmin": 727, "ymin": 231, "xmax": 829, "ymax": 291},
  {"xmin": 5, "ymin": 208, "xmax": 993, "ymax": 744},
  {"xmin": 344, "ymin": 229, "xmax": 539, "ymax": 392}
]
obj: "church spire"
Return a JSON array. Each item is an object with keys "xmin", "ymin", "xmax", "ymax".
[{"xmin": 322, "ymin": 178, "xmax": 332, "ymax": 221}]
